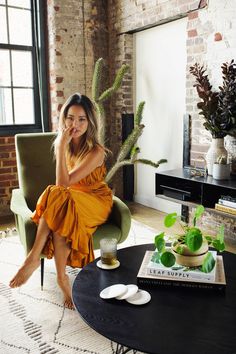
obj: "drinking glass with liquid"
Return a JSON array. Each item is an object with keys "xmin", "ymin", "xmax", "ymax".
[{"xmin": 100, "ymin": 238, "xmax": 118, "ymax": 265}]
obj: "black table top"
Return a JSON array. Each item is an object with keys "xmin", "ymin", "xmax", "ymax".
[{"xmin": 72, "ymin": 244, "xmax": 236, "ymax": 354}]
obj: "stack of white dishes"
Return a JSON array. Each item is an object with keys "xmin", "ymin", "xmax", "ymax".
[{"xmin": 99, "ymin": 284, "xmax": 151, "ymax": 305}]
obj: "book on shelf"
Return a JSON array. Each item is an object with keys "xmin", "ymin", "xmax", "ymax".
[
  {"xmin": 215, "ymin": 203, "xmax": 236, "ymax": 215},
  {"xmin": 220, "ymin": 195, "xmax": 236, "ymax": 203},
  {"xmin": 137, "ymin": 250, "xmax": 226, "ymax": 291},
  {"xmin": 147, "ymin": 250, "xmax": 217, "ymax": 282},
  {"xmin": 218, "ymin": 198, "xmax": 236, "ymax": 209}
]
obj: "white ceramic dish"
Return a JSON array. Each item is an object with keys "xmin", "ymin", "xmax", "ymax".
[
  {"xmin": 116, "ymin": 284, "xmax": 139, "ymax": 300},
  {"xmin": 100, "ymin": 284, "xmax": 127, "ymax": 299},
  {"xmin": 126, "ymin": 290, "xmax": 151, "ymax": 305},
  {"xmin": 96, "ymin": 259, "xmax": 120, "ymax": 270}
]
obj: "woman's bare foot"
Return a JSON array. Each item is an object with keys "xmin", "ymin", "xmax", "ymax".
[
  {"xmin": 57, "ymin": 274, "xmax": 74, "ymax": 310},
  {"xmin": 9, "ymin": 259, "xmax": 40, "ymax": 288}
]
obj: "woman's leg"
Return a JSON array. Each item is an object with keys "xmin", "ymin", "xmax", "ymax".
[
  {"xmin": 9, "ymin": 216, "xmax": 51, "ymax": 288},
  {"xmin": 52, "ymin": 232, "xmax": 74, "ymax": 309}
]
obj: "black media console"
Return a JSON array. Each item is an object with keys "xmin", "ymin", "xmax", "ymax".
[{"xmin": 155, "ymin": 168, "xmax": 236, "ymax": 219}]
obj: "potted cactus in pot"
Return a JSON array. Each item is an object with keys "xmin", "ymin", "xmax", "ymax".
[{"xmin": 212, "ymin": 155, "xmax": 230, "ymax": 180}]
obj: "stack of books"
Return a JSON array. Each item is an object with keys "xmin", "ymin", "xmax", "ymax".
[
  {"xmin": 137, "ymin": 250, "xmax": 226, "ymax": 291},
  {"xmin": 215, "ymin": 195, "xmax": 236, "ymax": 215}
]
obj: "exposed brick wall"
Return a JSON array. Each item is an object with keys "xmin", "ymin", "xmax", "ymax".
[
  {"xmin": 47, "ymin": 0, "xmax": 109, "ymax": 131},
  {"xmin": 0, "ymin": 137, "xmax": 18, "ymax": 216}
]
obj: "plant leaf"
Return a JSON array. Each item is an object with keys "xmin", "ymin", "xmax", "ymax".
[
  {"xmin": 151, "ymin": 251, "xmax": 161, "ymax": 263},
  {"xmin": 216, "ymin": 224, "xmax": 225, "ymax": 243},
  {"xmin": 212, "ymin": 239, "xmax": 225, "ymax": 252},
  {"xmin": 160, "ymin": 251, "xmax": 176, "ymax": 267},
  {"xmin": 176, "ymin": 245, "xmax": 184, "ymax": 254},
  {"xmin": 164, "ymin": 213, "xmax": 178, "ymax": 227},
  {"xmin": 201, "ymin": 252, "xmax": 216, "ymax": 273},
  {"xmin": 154, "ymin": 233, "xmax": 165, "ymax": 252},
  {"xmin": 193, "ymin": 205, "xmax": 205, "ymax": 226},
  {"xmin": 185, "ymin": 227, "xmax": 203, "ymax": 251}
]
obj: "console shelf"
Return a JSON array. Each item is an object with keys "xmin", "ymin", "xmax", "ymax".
[{"xmin": 155, "ymin": 168, "xmax": 236, "ymax": 219}]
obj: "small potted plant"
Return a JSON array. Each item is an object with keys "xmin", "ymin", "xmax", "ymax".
[
  {"xmin": 212, "ymin": 155, "xmax": 230, "ymax": 180},
  {"xmin": 153, "ymin": 205, "xmax": 225, "ymax": 273}
]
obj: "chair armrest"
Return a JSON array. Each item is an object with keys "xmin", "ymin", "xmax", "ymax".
[
  {"xmin": 110, "ymin": 196, "xmax": 131, "ymax": 242},
  {"xmin": 10, "ymin": 188, "xmax": 33, "ymax": 220},
  {"xmin": 10, "ymin": 189, "xmax": 37, "ymax": 254}
]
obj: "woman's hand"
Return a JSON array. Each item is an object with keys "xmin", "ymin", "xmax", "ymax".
[{"xmin": 58, "ymin": 127, "xmax": 73, "ymax": 149}]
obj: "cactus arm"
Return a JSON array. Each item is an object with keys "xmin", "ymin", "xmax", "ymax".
[
  {"xmin": 134, "ymin": 158, "xmax": 168, "ymax": 168},
  {"xmin": 117, "ymin": 125, "xmax": 145, "ymax": 162},
  {"xmin": 98, "ymin": 64, "xmax": 129, "ymax": 102},
  {"xmin": 105, "ymin": 159, "xmax": 133, "ymax": 184},
  {"xmin": 92, "ymin": 58, "xmax": 104, "ymax": 102},
  {"xmin": 134, "ymin": 101, "xmax": 145, "ymax": 125}
]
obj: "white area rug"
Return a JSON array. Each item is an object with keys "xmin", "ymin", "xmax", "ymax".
[{"xmin": 0, "ymin": 220, "xmax": 157, "ymax": 354}]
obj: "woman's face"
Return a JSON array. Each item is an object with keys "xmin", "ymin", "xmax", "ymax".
[{"xmin": 65, "ymin": 105, "xmax": 88, "ymax": 139}]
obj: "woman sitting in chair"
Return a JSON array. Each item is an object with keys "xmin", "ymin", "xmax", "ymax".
[{"xmin": 9, "ymin": 93, "xmax": 113, "ymax": 309}]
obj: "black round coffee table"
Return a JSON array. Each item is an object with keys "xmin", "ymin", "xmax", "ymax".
[{"xmin": 72, "ymin": 244, "xmax": 236, "ymax": 354}]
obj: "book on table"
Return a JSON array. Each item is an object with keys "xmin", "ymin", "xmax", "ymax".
[
  {"xmin": 147, "ymin": 249, "xmax": 217, "ymax": 281},
  {"xmin": 137, "ymin": 250, "xmax": 226, "ymax": 291}
]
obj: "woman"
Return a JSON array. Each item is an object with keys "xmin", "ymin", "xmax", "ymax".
[{"xmin": 9, "ymin": 93, "xmax": 113, "ymax": 309}]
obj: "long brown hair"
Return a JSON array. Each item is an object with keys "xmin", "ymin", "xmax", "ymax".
[{"xmin": 54, "ymin": 93, "xmax": 103, "ymax": 167}]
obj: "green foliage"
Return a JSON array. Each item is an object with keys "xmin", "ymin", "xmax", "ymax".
[
  {"xmin": 185, "ymin": 228, "xmax": 203, "ymax": 252},
  {"xmin": 160, "ymin": 251, "xmax": 176, "ymax": 267},
  {"xmin": 164, "ymin": 213, "xmax": 178, "ymax": 227},
  {"xmin": 190, "ymin": 60, "xmax": 236, "ymax": 138},
  {"xmin": 201, "ymin": 252, "xmax": 216, "ymax": 273},
  {"xmin": 153, "ymin": 205, "xmax": 225, "ymax": 273}
]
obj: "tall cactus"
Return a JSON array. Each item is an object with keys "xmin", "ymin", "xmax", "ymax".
[
  {"xmin": 92, "ymin": 58, "xmax": 129, "ymax": 144},
  {"xmin": 91, "ymin": 57, "xmax": 167, "ymax": 184}
]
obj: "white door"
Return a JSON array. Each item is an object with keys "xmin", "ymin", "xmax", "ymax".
[{"xmin": 134, "ymin": 18, "xmax": 187, "ymax": 213}]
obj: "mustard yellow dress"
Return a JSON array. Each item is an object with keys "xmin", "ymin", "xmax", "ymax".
[{"xmin": 31, "ymin": 164, "xmax": 113, "ymax": 268}]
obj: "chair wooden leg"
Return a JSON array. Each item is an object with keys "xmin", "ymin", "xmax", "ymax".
[{"xmin": 41, "ymin": 258, "xmax": 44, "ymax": 291}]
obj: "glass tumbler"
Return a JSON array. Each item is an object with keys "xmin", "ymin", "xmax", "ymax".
[{"xmin": 100, "ymin": 238, "xmax": 118, "ymax": 265}]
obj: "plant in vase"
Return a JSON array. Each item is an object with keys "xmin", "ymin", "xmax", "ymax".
[
  {"xmin": 213, "ymin": 155, "xmax": 230, "ymax": 180},
  {"xmin": 153, "ymin": 205, "xmax": 225, "ymax": 273},
  {"xmin": 190, "ymin": 60, "xmax": 236, "ymax": 175}
]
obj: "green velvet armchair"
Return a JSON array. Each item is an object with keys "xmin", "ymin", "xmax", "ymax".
[{"xmin": 10, "ymin": 132, "xmax": 131, "ymax": 289}]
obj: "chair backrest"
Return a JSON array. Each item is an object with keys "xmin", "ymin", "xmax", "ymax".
[{"xmin": 15, "ymin": 132, "xmax": 57, "ymax": 211}]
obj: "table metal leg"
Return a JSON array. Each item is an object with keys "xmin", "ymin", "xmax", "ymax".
[{"xmin": 115, "ymin": 343, "xmax": 137, "ymax": 354}]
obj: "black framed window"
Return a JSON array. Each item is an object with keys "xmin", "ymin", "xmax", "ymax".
[{"xmin": 0, "ymin": 0, "xmax": 49, "ymax": 135}]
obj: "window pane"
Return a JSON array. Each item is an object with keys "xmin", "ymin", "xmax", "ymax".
[
  {"xmin": 0, "ymin": 7, "xmax": 8, "ymax": 43},
  {"xmin": 0, "ymin": 88, "xmax": 13, "ymax": 124},
  {"xmin": 8, "ymin": 0, "xmax": 31, "ymax": 8},
  {"xmin": 14, "ymin": 89, "xmax": 34, "ymax": 124},
  {"xmin": 0, "ymin": 1, "xmax": 6, "ymax": 4},
  {"xmin": 9, "ymin": 8, "xmax": 32, "ymax": 45},
  {"xmin": 12, "ymin": 51, "xmax": 33, "ymax": 87},
  {"xmin": 0, "ymin": 49, "xmax": 11, "ymax": 86}
]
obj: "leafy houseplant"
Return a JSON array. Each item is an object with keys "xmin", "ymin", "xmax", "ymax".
[
  {"xmin": 153, "ymin": 205, "xmax": 225, "ymax": 273},
  {"xmin": 189, "ymin": 60, "xmax": 236, "ymax": 138}
]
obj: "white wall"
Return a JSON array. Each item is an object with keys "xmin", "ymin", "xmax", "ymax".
[{"xmin": 134, "ymin": 18, "xmax": 187, "ymax": 214}]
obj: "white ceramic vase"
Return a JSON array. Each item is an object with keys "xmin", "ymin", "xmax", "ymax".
[{"xmin": 205, "ymin": 138, "xmax": 228, "ymax": 176}]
